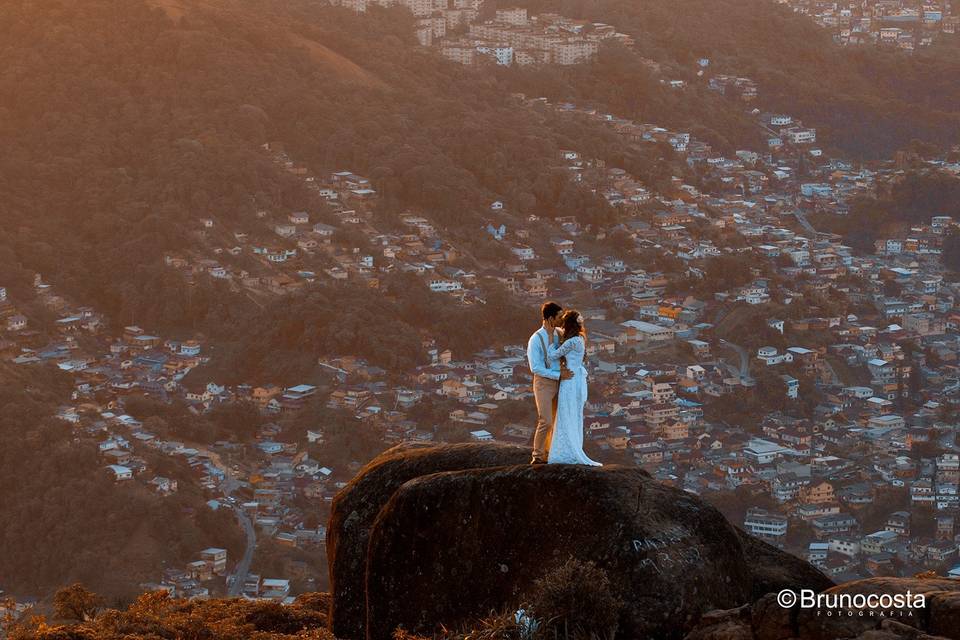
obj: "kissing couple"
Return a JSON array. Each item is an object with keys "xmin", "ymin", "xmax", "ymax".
[{"xmin": 526, "ymin": 301, "xmax": 601, "ymax": 467}]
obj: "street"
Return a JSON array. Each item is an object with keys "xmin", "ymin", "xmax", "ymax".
[
  {"xmin": 720, "ymin": 338, "xmax": 755, "ymax": 385},
  {"xmin": 197, "ymin": 446, "xmax": 258, "ymax": 597},
  {"xmin": 228, "ymin": 508, "xmax": 257, "ymax": 597}
]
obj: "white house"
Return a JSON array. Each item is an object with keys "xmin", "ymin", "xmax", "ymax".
[
  {"xmin": 429, "ymin": 280, "xmax": 463, "ymax": 293},
  {"xmin": 551, "ymin": 238, "xmax": 575, "ymax": 255},
  {"xmin": 577, "ymin": 263, "xmax": 604, "ymax": 283},
  {"xmin": 808, "ymin": 542, "xmax": 829, "ymax": 564},
  {"xmin": 313, "ymin": 223, "xmax": 336, "ymax": 238},
  {"xmin": 744, "ymin": 507, "xmax": 788, "ymax": 542},
  {"xmin": 743, "ymin": 439, "xmax": 790, "ymax": 465},
  {"xmin": 621, "ymin": 320, "xmax": 675, "ymax": 343},
  {"xmin": 786, "ymin": 128, "xmax": 816, "ymax": 144},
  {"xmin": 6, "ymin": 315, "xmax": 27, "ymax": 331},
  {"xmin": 261, "ymin": 578, "xmax": 291, "ymax": 601},
  {"xmin": 106, "ymin": 465, "xmax": 133, "ymax": 481},
  {"xmin": 511, "ymin": 245, "xmax": 536, "ymax": 261},
  {"xmin": 782, "ymin": 374, "xmax": 799, "ymax": 399},
  {"xmin": 757, "ymin": 347, "xmax": 793, "ymax": 366}
]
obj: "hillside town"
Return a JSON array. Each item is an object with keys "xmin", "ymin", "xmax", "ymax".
[
  {"xmin": 326, "ymin": 0, "xmax": 632, "ymax": 66},
  {"xmin": 776, "ymin": 0, "xmax": 959, "ymax": 49},
  {"xmin": 330, "ymin": 0, "xmax": 960, "ymax": 61},
  {"xmin": 436, "ymin": 9, "xmax": 633, "ymax": 66},
  {"xmin": 4, "ymin": 8, "xmax": 960, "ymax": 614}
]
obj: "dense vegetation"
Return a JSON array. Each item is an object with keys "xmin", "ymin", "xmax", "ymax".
[
  {"xmin": 192, "ymin": 274, "xmax": 536, "ymax": 383},
  {"xmin": 0, "ymin": 364, "xmax": 244, "ymax": 600},
  {"xmin": 2, "ymin": 0, "xmax": 958, "ymax": 598},
  {"xmin": 8, "ymin": 559, "xmax": 620, "ymax": 640},
  {"xmin": 3, "ymin": 0, "xmax": 959, "ymax": 368},
  {"xmin": 500, "ymin": 0, "xmax": 960, "ymax": 158},
  {"xmin": 9, "ymin": 590, "xmax": 334, "ymax": 640},
  {"xmin": 0, "ymin": 0, "xmax": 674, "ymax": 364},
  {"xmin": 812, "ymin": 169, "xmax": 960, "ymax": 251}
]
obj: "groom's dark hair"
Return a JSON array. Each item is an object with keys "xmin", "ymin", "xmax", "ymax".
[{"xmin": 541, "ymin": 301, "xmax": 563, "ymax": 320}]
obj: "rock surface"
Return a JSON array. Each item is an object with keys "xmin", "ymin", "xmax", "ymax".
[
  {"xmin": 326, "ymin": 442, "xmax": 530, "ymax": 639},
  {"xmin": 366, "ymin": 463, "xmax": 752, "ymax": 639},
  {"xmin": 327, "ymin": 443, "xmax": 833, "ymax": 640},
  {"xmin": 685, "ymin": 577, "xmax": 960, "ymax": 640},
  {"xmin": 734, "ymin": 528, "xmax": 835, "ymax": 600}
]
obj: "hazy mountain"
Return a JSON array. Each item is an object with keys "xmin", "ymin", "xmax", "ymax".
[{"xmin": 3, "ymin": 0, "xmax": 957, "ymax": 351}]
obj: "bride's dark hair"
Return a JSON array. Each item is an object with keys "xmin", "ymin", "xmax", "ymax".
[{"xmin": 559, "ymin": 309, "xmax": 586, "ymax": 343}]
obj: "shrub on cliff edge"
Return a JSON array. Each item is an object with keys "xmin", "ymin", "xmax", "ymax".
[{"xmin": 525, "ymin": 558, "xmax": 623, "ymax": 640}]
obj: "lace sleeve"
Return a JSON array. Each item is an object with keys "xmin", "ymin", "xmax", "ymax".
[{"xmin": 547, "ymin": 335, "xmax": 583, "ymax": 359}]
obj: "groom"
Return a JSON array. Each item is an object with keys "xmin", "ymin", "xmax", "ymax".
[{"xmin": 527, "ymin": 301, "xmax": 573, "ymax": 464}]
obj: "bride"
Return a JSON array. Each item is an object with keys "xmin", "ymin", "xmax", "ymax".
[{"xmin": 545, "ymin": 310, "xmax": 601, "ymax": 466}]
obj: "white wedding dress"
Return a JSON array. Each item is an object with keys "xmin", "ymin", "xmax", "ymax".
[{"xmin": 546, "ymin": 336, "xmax": 601, "ymax": 466}]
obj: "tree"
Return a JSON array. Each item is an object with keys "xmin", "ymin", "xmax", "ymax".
[
  {"xmin": 316, "ymin": 413, "xmax": 386, "ymax": 469},
  {"xmin": 882, "ymin": 278, "xmax": 902, "ymax": 298},
  {"xmin": 210, "ymin": 400, "xmax": 263, "ymax": 441},
  {"xmin": 754, "ymin": 373, "xmax": 788, "ymax": 412},
  {"xmin": 943, "ymin": 230, "xmax": 960, "ymax": 272},
  {"xmin": 785, "ymin": 518, "xmax": 815, "ymax": 549},
  {"xmin": 702, "ymin": 254, "xmax": 755, "ymax": 291},
  {"xmin": 53, "ymin": 584, "xmax": 105, "ymax": 621},
  {"xmin": 910, "ymin": 435, "xmax": 942, "ymax": 461},
  {"xmin": 142, "ymin": 415, "xmax": 170, "ymax": 439},
  {"xmin": 606, "ymin": 229, "xmax": 636, "ymax": 259},
  {"xmin": 940, "ymin": 403, "xmax": 958, "ymax": 427}
]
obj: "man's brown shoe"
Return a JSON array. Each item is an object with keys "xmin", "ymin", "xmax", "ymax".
[{"xmin": 530, "ymin": 458, "xmax": 547, "ymax": 465}]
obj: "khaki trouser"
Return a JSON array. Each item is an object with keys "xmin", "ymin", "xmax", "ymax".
[{"xmin": 532, "ymin": 375, "xmax": 560, "ymax": 461}]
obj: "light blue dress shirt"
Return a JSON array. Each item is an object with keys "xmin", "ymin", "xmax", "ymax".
[{"xmin": 527, "ymin": 326, "xmax": 561, "ymax": 380}]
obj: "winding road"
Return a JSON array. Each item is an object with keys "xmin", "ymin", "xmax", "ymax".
[
  {"xmin": 228, "ymin": 508, "xmax": 256, "ymax": 596},
  {"xmin": 719, "ymin": 339, "xmax": 754, "ymax": 385},
  {"xmin": 197, "ymin": 446, "xmax": 257, "ymax": 597},
  {"xmin": 793, "ymin": 209, "xmax": 819, "ymax": 239}
]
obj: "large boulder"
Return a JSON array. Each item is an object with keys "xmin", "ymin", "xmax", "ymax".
[
  {"xmin": 364, "ymin": 462, "xmax": 754, "ymax": 639},
  {"xmin": 327, "ymin": 443, "xmax": 833, "ymax": 640},
  {"xmin": 326, "ymin": 442, "xmax": 530, "ymax": 639},
  {"xmin": 735, "ymin": 528, "xmax": 834, "ymax": 599}
]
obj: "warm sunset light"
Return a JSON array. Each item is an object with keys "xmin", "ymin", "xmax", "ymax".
[{"xmin": 2, "ymin": 0, "xmax": 960, "ymax": 638}]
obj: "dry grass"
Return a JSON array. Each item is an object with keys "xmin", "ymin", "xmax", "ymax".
[
  {"xmin": 145, "ymin": 0, "xmax": 386, "ymax": 88},
  {"xmin": 147, "ymin": 0, "xmax": 186, "ymax": 20},
  {"xmin": 288, "ymin": 34, "xmax": 387, "ymax": 89},
  {"xmin": 9, "ymin": 591, "xmax": 333, "ymax": 640}
]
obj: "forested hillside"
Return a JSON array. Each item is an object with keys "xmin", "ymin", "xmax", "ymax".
[
  {"xmin": 497, "ymin": 0, "xmax": 960, "ymax": 158},
  {"xmin": 3, "ymin": 0, "xmax": 958, "ymax": 358},
  {"xmin": 0, "ymin": 0, "xmax": 673, "ymax": 358},
  {"xmin": 0, "ymin": 0, "xmax": 672, "ymax": 596},
  {"xmin": 812, "ymin": 169, "xmax": 960, "ymax": 251},
  {"xmin": 0, "ymin": 364, "xmax": 243, "ymax": 601},
  {"xmin": 3, "ymin": 0, "xmax": 960, "ymax": 611}
]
